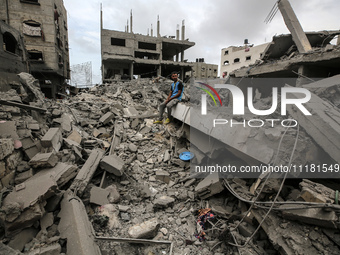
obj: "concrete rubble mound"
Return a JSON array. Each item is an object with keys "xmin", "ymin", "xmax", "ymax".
[{"xmin": 0, "ymin": 72, "xmax": 340, "ymax": 255}]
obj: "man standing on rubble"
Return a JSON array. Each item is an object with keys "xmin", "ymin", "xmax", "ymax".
[{"xmin": 154, "ymin": 72, "xmax": 184, "ymax": 124}]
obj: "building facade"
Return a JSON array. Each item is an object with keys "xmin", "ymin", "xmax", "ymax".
[
  {"xmin": 220, "ymin": 42, "xmax": 269, "ymax": 78},
  {"xmin": 101, "ymin": 10, "xmax": 195, "ymax": 81},
  {"xmin": 187, "ymin": 58, "xmax": 218, "ymax": 79},
  {"xmin": 0, "ymin": 0, "xmax": 70, "ymax": 98}
]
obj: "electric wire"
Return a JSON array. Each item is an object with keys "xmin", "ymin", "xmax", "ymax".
[{"xmin": 227, "ymin": 124, "xmax": 300, "ymax": 248}]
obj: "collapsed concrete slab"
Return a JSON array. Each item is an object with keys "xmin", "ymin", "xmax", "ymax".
[
  {"xmin": 281, "ymin": 205, "xmax": 339, "ymax": 229},
  {"xmin": 70, "ymin": 148, "xmax": 104, "ymax": 196},
  {"xmin": 0, "ymin": 162, "xmax": 77, "ymax": 236},
  {"xmin": 58, "ymin": 190, "xmax": 101, "ymax": 255},
  {"xmin": 252, "ymin": 208, "xmax": 340, "ymax": 254},
  {"xmin": 286, "ymin": 86, "xmax": 340, "ymax": 163}
]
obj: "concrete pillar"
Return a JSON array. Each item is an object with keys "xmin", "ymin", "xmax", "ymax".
[
  {"xmin": 278, "ymin": 0, "xmax": 312, "ymax": 53},
  {"xmin": 296, "ymin": 65, "xmax": 311, "ymax": 87},
  {"xmin": 181, "ymin": 50, "xmax": 184, "ymax": 62},
  {"xmin": 130, "ymin": 10, "xmax": 133, "ymax": 33},
  {"xmin": 157, "ymin": 65, "xmax": 161, "ymax": 77},
  {"xmin": 157, "ymin": 15, "xmax": 160, "ymax": 37},
  {"xmin": 181, "ymin": 20, "xmax": 185, "ymax": 40},
  {"xmin": 180, "ymin": 67, "xmax": 184, "ymax": 82},
  {"xmin": 176, "ymin": 50, "xmax": 179, "ymax": 62},
  {"xmin": 130, "ymin": 62, "xmax": 134, "ymax": 80},
  {"xmin": 176, "ymin": 24, "xmax": 179, "ymax": 40},
  {"xmin": 151, "ymin": 24, "xmax": 153, "ymax": 37}
]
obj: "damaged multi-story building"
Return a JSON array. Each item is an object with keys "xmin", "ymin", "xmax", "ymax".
[
  {"xmin": 0, "ymin": 0, "xmax": 70, "ymax": 98},
  {"xmin": 100, "ymin": 9, "xmax": 195, "ymax": 81},
  {"xmin": 188, "ymin": 58, "xmax": 218, "ymax": 79}
]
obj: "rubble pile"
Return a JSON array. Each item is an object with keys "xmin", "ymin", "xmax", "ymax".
[{"xmin": 0, "ymin": 73, "xmax": 340, "ymax": 255}]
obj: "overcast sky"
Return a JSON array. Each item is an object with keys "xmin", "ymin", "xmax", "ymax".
[{"xmin": 64, "ymin": 0, "xmax": 340, "ymax": 84}]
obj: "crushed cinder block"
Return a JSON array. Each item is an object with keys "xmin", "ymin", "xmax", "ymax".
[
  {"xmin": 29, "ymin": 152, "xmax": 58, "ymax": 168},
  {"xmin": 90, "ymin": 186, "xmax": 110, "ymax": 206},
  {"xmin": 41, "ymin": 128, "xmax": 62, "ymax": 152},
  {"xmin": 0, "ymin": 138, "xmax": 14, "ymax": 160},
  {"xmin": 99, "ymin": 112, "xmax": 114, "ymax": 125},
  {"xmin": 128, "ymin": 218, "xmax": 160, "ymax": 239},
  {"xmin": 100, "ymin": 154, "xmax": 125, "ymax": 176},
  {"xmin": 155, "ymin": 170, "xmax": 170, "ymax": 184},
  {"xmin": 58, "ymin": 190, "xmax": 102, "ymax": 255},
  {"xmin": 67, "ymin": 130, "xmax": 82, "ymax": 144},
  {"xmin": 195, "ymin": 173, "xmax": 224, "ymax": 199}
]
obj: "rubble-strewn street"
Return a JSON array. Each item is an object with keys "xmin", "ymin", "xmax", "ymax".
[{"xmin": 1, "ymin": 71, "xmax": 340, "ymax": 255}]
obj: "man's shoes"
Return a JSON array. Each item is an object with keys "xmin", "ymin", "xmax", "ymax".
[
  {"xmin": 164, "ymin": 118, "xmax": 171, "ymax": 124},
  {"xmin": 153, "ymin": 120, "xmax": 163, "ymax": 124}
]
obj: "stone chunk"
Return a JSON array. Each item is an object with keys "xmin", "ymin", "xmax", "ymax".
[
  {"xmin": 41, "ymin": 128, "xmax": 62, "ymax": 152},
  {"xmin": 0, "ymin": 139, "xmax": 14, "ymax": 160},
  {"xmin": 195, "ymin": 173, "xmax": 224, "ymax": 199},
  {"xmin": 90, "ymin": 186, "xmax": 110, "ymax": 206},
  {"xmin": 29, "ymin": 152, "xmax": 58, "ymax": 168},
  {"xmin": 8, "ymin": 228, "xmax": 38, "ymax": 252},
  {"xmin": 106, "ymin": 184, "xmax": 120, "ymax": 203},
  {"xmin": 155, "ymin": 170, "xmax": 170, "ymax": 184},
  {"xmin": 99, "ymin": 112, "xmax": 114, "ymax": 125},
  {"xmin": 128, "ymin": 218, "xmax": 160, "ymax": 239},
  {"xmin": 100, "ymin": 154, "xmax": 125, "ymax": 176},
  {"xmin": 0, "ymin": 242, "xmax": 23, "ymax": 255},
  {"xmin": 153, "ymin": 196, "xmax": 175, "ymax": 209}
]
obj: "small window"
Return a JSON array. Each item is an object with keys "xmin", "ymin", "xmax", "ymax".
[
  {"xmin": 28, "ymin": 50, "xmax": 43, "ymax": 61},
  {"xmin": 234, "ymin": 58, "xmax": 240, "ymax": 63},
  {"xmin": 20, "ymin": 0, "xmax": 39, "ymax": 5},
  {"xmin": 224, "ymin": 50, "xmax": 229, "ymax": 55},
  {"xmin": 246, "ymin": 56, "xmax": 251, "ymax": 61},
  {"xmin": 3, "ymin": 32, "xmax": 18, "ymax": 54},
  {"xmin": 111, "ymin": 38, "xmax": 126, "ymax": 47},
  {"xmin": 223, "ymin": 60, "xmax": 229, "ymax": 65}
]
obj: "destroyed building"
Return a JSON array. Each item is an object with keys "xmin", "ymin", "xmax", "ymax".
[
  {"xmin": 0, "ymin": 0, "xmax": 70, "ymax": 98},
  {"xmin": 2, "ymin": 0, "xmax": 340, "ymax": 255},
  {"xmin": 0, "ymin": 20, "xmax": 29, "ymax": 88},
  {"xmin": 101, "ymin": 9, "xmax": 195, "ymax": 81}
]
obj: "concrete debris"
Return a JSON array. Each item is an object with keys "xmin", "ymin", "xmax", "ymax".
[
  {"xmin": 128, "ymin": 218, "xmax": 160, "ymax": 239},
  {"xmin": 58, "ymin": 190, "xmax": 101, "ymax": 255},
  {"xmin": 195, "ymin": 173, "xmax": 224, "ymax": 199},
  {"xmin": 100, "ymin": 154, "xmax": 125, "ymax": 176},
  {"xmin": 1, "ymin": 70, "xmax": 340, "ymax": 255},
  {"xmin": 70, "ymin": 148, "xmax": 104, "ymax": 196}
]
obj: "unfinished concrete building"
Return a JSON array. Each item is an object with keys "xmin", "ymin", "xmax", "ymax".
[
  {"xmin": 0, "ymin": 0, "xmax": 70, "ymax": 98},
  {"xmin": 188, "ymin": 58, "xmax": 218, "ymax": 79},
  {"xmin": 101, "ymin": 10, "xmax": 195, "ymax": 81}
]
